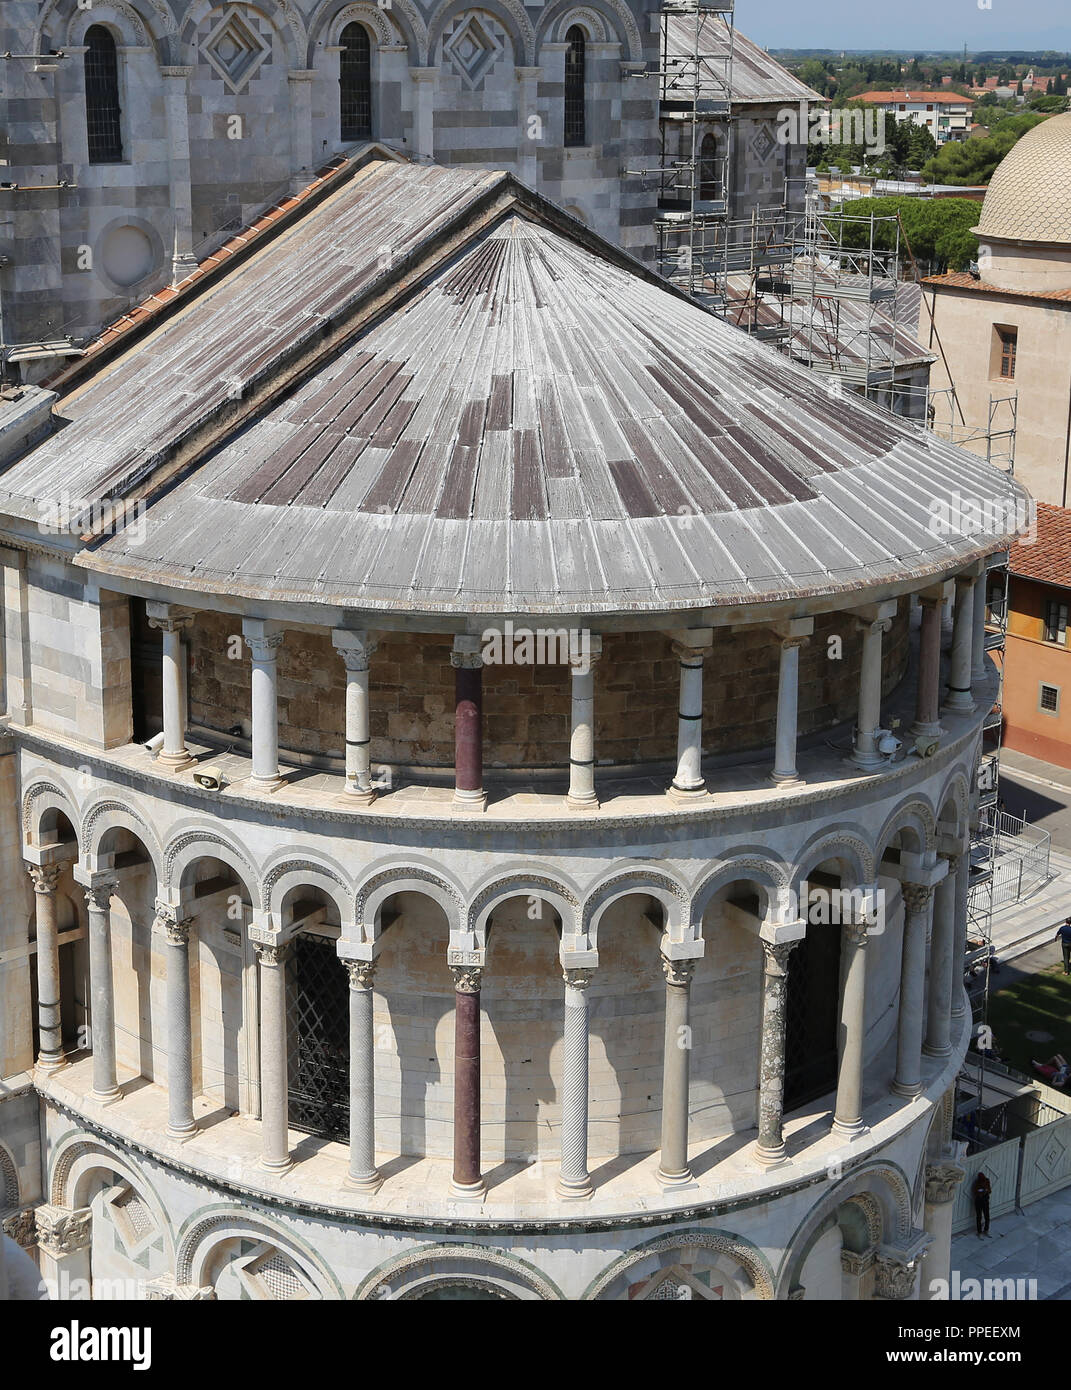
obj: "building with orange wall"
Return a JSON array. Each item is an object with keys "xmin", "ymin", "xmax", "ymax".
[{"xmin": 1005, "ymin": 503, "xmax": 1071, "ymax": 766}]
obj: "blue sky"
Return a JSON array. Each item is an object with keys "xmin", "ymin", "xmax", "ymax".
[{"xmin": 739, "ymin": 0, "xmax": 1069, "ymax": 52}]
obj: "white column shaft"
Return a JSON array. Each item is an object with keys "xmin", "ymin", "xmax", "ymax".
[{"xmin": 258, "ymin": 946, "xmax": 291, "ymax": 1170}]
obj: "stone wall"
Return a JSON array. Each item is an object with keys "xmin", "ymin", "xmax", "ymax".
[{"xmin": 186, "ymin": 606, "xmax": 911, "ymax": 771}]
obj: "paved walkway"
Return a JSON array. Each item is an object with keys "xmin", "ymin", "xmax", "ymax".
[{"xmin": 951, "ymin": 1184, "xmax": 1071, "ymax": 1300}]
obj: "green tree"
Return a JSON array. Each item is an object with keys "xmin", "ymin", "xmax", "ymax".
[
  {"xmin": 920, "ymin": 112, "xmax": 1048, "ymax": 184},
  {"xmin": 827, "ymin": 196, "xmax": 981, "ymax": 271}
]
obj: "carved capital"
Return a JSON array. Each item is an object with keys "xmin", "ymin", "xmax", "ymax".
[
  {"xmin": 333, "ymin": 630, "xmax": 378, "ymax": 673},
  {"xmin": 28, "ymin": 863, "xmax": 62, "ymax": 896},
  {"xmin": 154, "ymin": 899, "xmax": 194, "ymax": 946},
  {"xmin": 562, "ymin": 967, "xmax": 594, "ymax": 990},
  {"xmin": 2, "ymin": 1208, "xmax": 37, "ymax": 1248},
  {"xmin": 844, "ymin": 919, "xmax": 871, "ymax": 948},
  {"xmin": 841, "ymin": 1248, "xmax": 876, "ymax": 1277},
  {"xmin": 856, "ymin": 616, "xmax": 892, "ymax": 638},
  {"xmin": 345, "ymin": 959, "xmax": 377, "ymax": 991},
  {"xmin": 874, "ymin": 1254, "xmax": 918, "ymax": 1300},
  {"xmin": 450, "ymin": 965, "xmax": 483, "ymax": 993},
  {"xmin": 35, "ymin": 1204, "xmax": 91, "ymax": 1257},
  {"xmin": 145, "ymin": 603, "xmax": 195, "ymax": 634},
  {"xmin": 245, "ymin": 631, "xmax": 285, "ymax": 661},
  {"xmin": 450, "ymin": 649, "xmax": 484, "ymax": 670},
  {"xmin": 84, "ymin": 877, "xmax": 119, "ymax": 912},
  {"xmin": 670, "ymin": 640, "xmax": 710, "ymax": 666},
  {"xmin": 254, "ymin": 940, "xmax": 290, "ymax": 968},
  {"xmin": 925, "ymin": 1162, "xmax": 966, "ymax": 1205},
  {"xmin": 902, "ymin": 882, "xmax": 934, "ymax": 916},
  {"xmin": 761, "ymin": 940, "xmax": 796, "ymax": 977},
  {"xmin": 661, "ymin": 956, "xmax": 696, "ymax": 988}
]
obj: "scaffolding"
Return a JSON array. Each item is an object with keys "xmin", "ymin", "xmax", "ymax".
[{"xmin": 626, "ymin": 0, "xmax": 735, "ymax": 306}]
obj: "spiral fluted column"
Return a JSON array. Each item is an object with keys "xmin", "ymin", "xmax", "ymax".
[{"xmin": 558, "ymin": 967, "xmax": 594, "ymax": 1198}]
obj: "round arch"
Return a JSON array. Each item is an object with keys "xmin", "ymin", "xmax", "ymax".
[
  {"xmin": 466, "ymin": 867, "xmax": 581, "ymax": 945},
  {"xmin": 690, "ymin": 851, "xmax": 791, "ymax": 928},
  {"xmin": 874, "ymin": 797, "xmax": 937, "ymax": 865},
  {"xmin": 48, "ymin": 1131, "xmax": 175, "ymax": 1262},
  {"xmin": 22, "ymin": 779, "xmax": 81, "ymax": 853},
  {"xmin": 776, "ymin": 1159, "xmax": 914, "ymax": 1297},
  {"xmin": 261, "ymin": 853, "xmax": 354, "ymax": 932},
  {"xmin": 584, "ymin": 1228, "xmax": 776, "ymax": 1300},
  {"xmin": 174, "ymin": 1205, "xmax": 343, "ymax": 1297},
  {"xmin": 81, "ymin": 799, "xmax": 164, "ymax": 880},
  {"xmin": 791, "ymin": 826, "xmax": 875, "ymax": 891},
  {"xmin": 582, "ymin": 865, "xmax": 689, "ymax": 944},
  {"xmin": 66, "ymin": 1, "xmax": 151, "ymax": 47},
  {"xmin": 307, "ymin": 0, "xmax": 428, "ymax": 61},
  {"xmin": 936, "ymin": 771, "xmax": 971, "ymax": 839},
  {"xmin": 164, "ymin": 826, "xmax": 259, "ymax": 901},
  {"xmin": 353, "ymin": 860, "xmax": 464, "ymax": 943},
  {"xmin": 355, "ymin": 1242, "xmax": 563, "ymax": 1300},
  {"xmin": 537, "ymin": 0, "xmax": 642, "ymax": 59}
]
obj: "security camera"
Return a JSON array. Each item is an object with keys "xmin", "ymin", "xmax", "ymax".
[
  {"xmin": 144, "ymin": 731, "xmax": 165, "ymax": 754},
  {"xmin": 193, "ymin": 766, "xmax": 225, "ymax": 791}
]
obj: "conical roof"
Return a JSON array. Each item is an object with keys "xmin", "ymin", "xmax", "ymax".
[{"xmin": 0, "ymin": 163, "xmax": 1027, "ymax": 618}]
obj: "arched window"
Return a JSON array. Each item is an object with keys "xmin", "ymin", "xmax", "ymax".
[
  {"xmin": 84, "ymin": 25, "xmax": 123, "ymax": 163},
  {"xmin": 339, "ymin": 22, "xmax": 372, "ymax": 142},
  {"xmin": 698, "ymin": 131, "xmax": 720, "ymax": 201},
  {"xmin": 564, "ymin": 26, "xmax": 586, "ymax": 147}
]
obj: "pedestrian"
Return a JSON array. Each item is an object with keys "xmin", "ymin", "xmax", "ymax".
[
  {"xmin": 1056, "ymin": 918, "xmax": 1071, "ymax": 975},
  {"xmin": 972, "ymin": 1171, "xmax": 992, "ymax": 1236}
]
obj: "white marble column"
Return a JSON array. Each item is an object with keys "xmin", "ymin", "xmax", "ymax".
[
  {"xmin": 344, "ymin": 959, "xmax": 380, "ymax": 1192},
  {"xmin": 852, "ymin": 612, "xmax": 893, "ymax": 769},
  {"xmin": 657, "ymin": 956, "xmax": 696, "ymax": 1187},
  {"xmin": 288, "ymin": 69, "xmax": 316, "ymax": 186},
  {"xmin": 756, "ymin": 939, "xmax": 798, "ymax": 1165},
  {"xmin": 833, "ymin": 918, "xmax": 870, "ymax": 1137},
  {"xmin": 943, "ymin": 574, "xmax": 977, "ymax": 714},
  {"xmin": 243, "ymin": 619, "xmax": 285, "ymax": 791},
  {"xmin": 146, "ymin": 602, "xmax": 195, "ymax": 769},
  {"xmin": 950, "ymin": 849, "xmax": 971, "ymax": 1019},
  {"xmin": 771, "ymin": 619, "xmax": 813, "ymax": 784},
  {"xmin": 923, "ymin": 859, "xmax": 959, "ymax": 1058},
  {"xmin": 557, "ymin": 967, "xmax": 594, "ymax": 1198},
  {"xmin": 567, "ymin": 637, "xmax": 602, "ymax": 810},
  {"xmin": 410, "ymin": 67, "xmax": 437, "ymax": 158},
  {"xmin": 255, "ymin": 940, "xmax": 292, "ymax": 1171},
  {"xmin": 156, "ymin": 902, "xmax": 197, "ymax": 1137},
  {"xmin": 28, "ymin": 863, "xmax": 64, "ymax": 1072},
  {"xmin": 161, "ymin": 66, "xmax": 197, "ymax": 283},
  {"xmin": 920, "ymin": 1162, "xmax": 965, "ymax": 1297},
  {"xmin": 333, "ymin": 630, "xmax": 378, "ymax": 801},
  {"xmin": 972, "ymin": 573, "xmax": 989, "ymax": 685},
  {"xmin": 84, "ymin": 876, "xmax": 121, "ymax": 1103},
  {"xmin": 669, "ymin": 631, "xmax": 711, "ymax": 798},
  {"xmin": 893, "ymin": 882, "xmax": 935, "ymax": 1097}
]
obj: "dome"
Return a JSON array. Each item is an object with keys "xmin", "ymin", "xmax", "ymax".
[{"xmin": 975, "ymin": 112, "xmax": 1071, "ymax": 245}]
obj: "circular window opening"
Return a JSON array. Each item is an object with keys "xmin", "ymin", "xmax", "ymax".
[{"xmin": 101, "ymin": 224, "xmax": 155, "ymax": 287}]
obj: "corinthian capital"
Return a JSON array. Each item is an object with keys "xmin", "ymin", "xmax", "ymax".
[
  {"xmin": 902, "ymin": 882, "xmax": 934, "ymax": 915},
  {"xmin": 450, "ymin": 965, "xmax": 483, "ymax": 993},
  {"xmin": 345, "ymin": 959, "xmax": 377, "ymax": 991},
  {"xmin": 84, "ymin": 876, "xmax": 119, "ymax": 912},
  {"xmin": 35, "ymin": 1204, "xmax": 91, "ymax": 1257},
  {"xmin": 28, "ymin": 863, "xmax": 62, "ymax": 895},
  {"xmin": 661, "ymin": 956, "xmax": 696, "ymax": 987}
]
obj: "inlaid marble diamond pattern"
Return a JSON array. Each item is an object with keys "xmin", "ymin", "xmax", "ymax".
[
  {"xmin": 1037, "ymin": 1130, "xmax": 1067, "ymax": 1181},
  {"xmin": 443, "ymin": 14, "xmax": 503, "ymax": 90},
  {"xmin": 751, "ymin": 123, "xmax": 777, "ymax": 163},
  {"xmin": 201, "ymin": 4, "xmax": 271, "ymax": 93}
]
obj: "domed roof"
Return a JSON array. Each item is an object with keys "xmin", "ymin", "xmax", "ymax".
[{"xmin": 976, "ymin": 112, "xmax": 1071, "ymax": 245}]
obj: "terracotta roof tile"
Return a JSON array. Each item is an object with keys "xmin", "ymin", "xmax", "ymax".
[
  {"xmin": 923, "ymin": 270, "xmax": 1071, "ymax": 303},
  {"xmin": 1012, "ymin": 502, "xmax": 1071, "ymax": 587}
]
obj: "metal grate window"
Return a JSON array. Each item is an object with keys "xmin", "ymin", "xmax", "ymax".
[
  {"xmin": 339, "ymin": 23, "xmax": 372, "ymax": 143},
  {"xmin": 783, "ymin": 902, "xmax": 841, "ymax": 1112},
  {"xmin": 564, "ymin": 26, "xmax": 586, "ymax": 148},
  {"xmin": 85, "ymin": 26, "xmax": 123, "ymax": 164},
  {"xmin": 1040, "ymin": 683, "xmax": 1061, "ymax": 714},
  {"xmin": 286, "ymin": 933, "xmax": 350, "ymax": 1142}
]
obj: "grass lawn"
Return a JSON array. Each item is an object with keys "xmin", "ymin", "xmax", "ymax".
[{"xmin": 986, "ymin": 958, "xmax": 1071, "ymax": 1076}]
